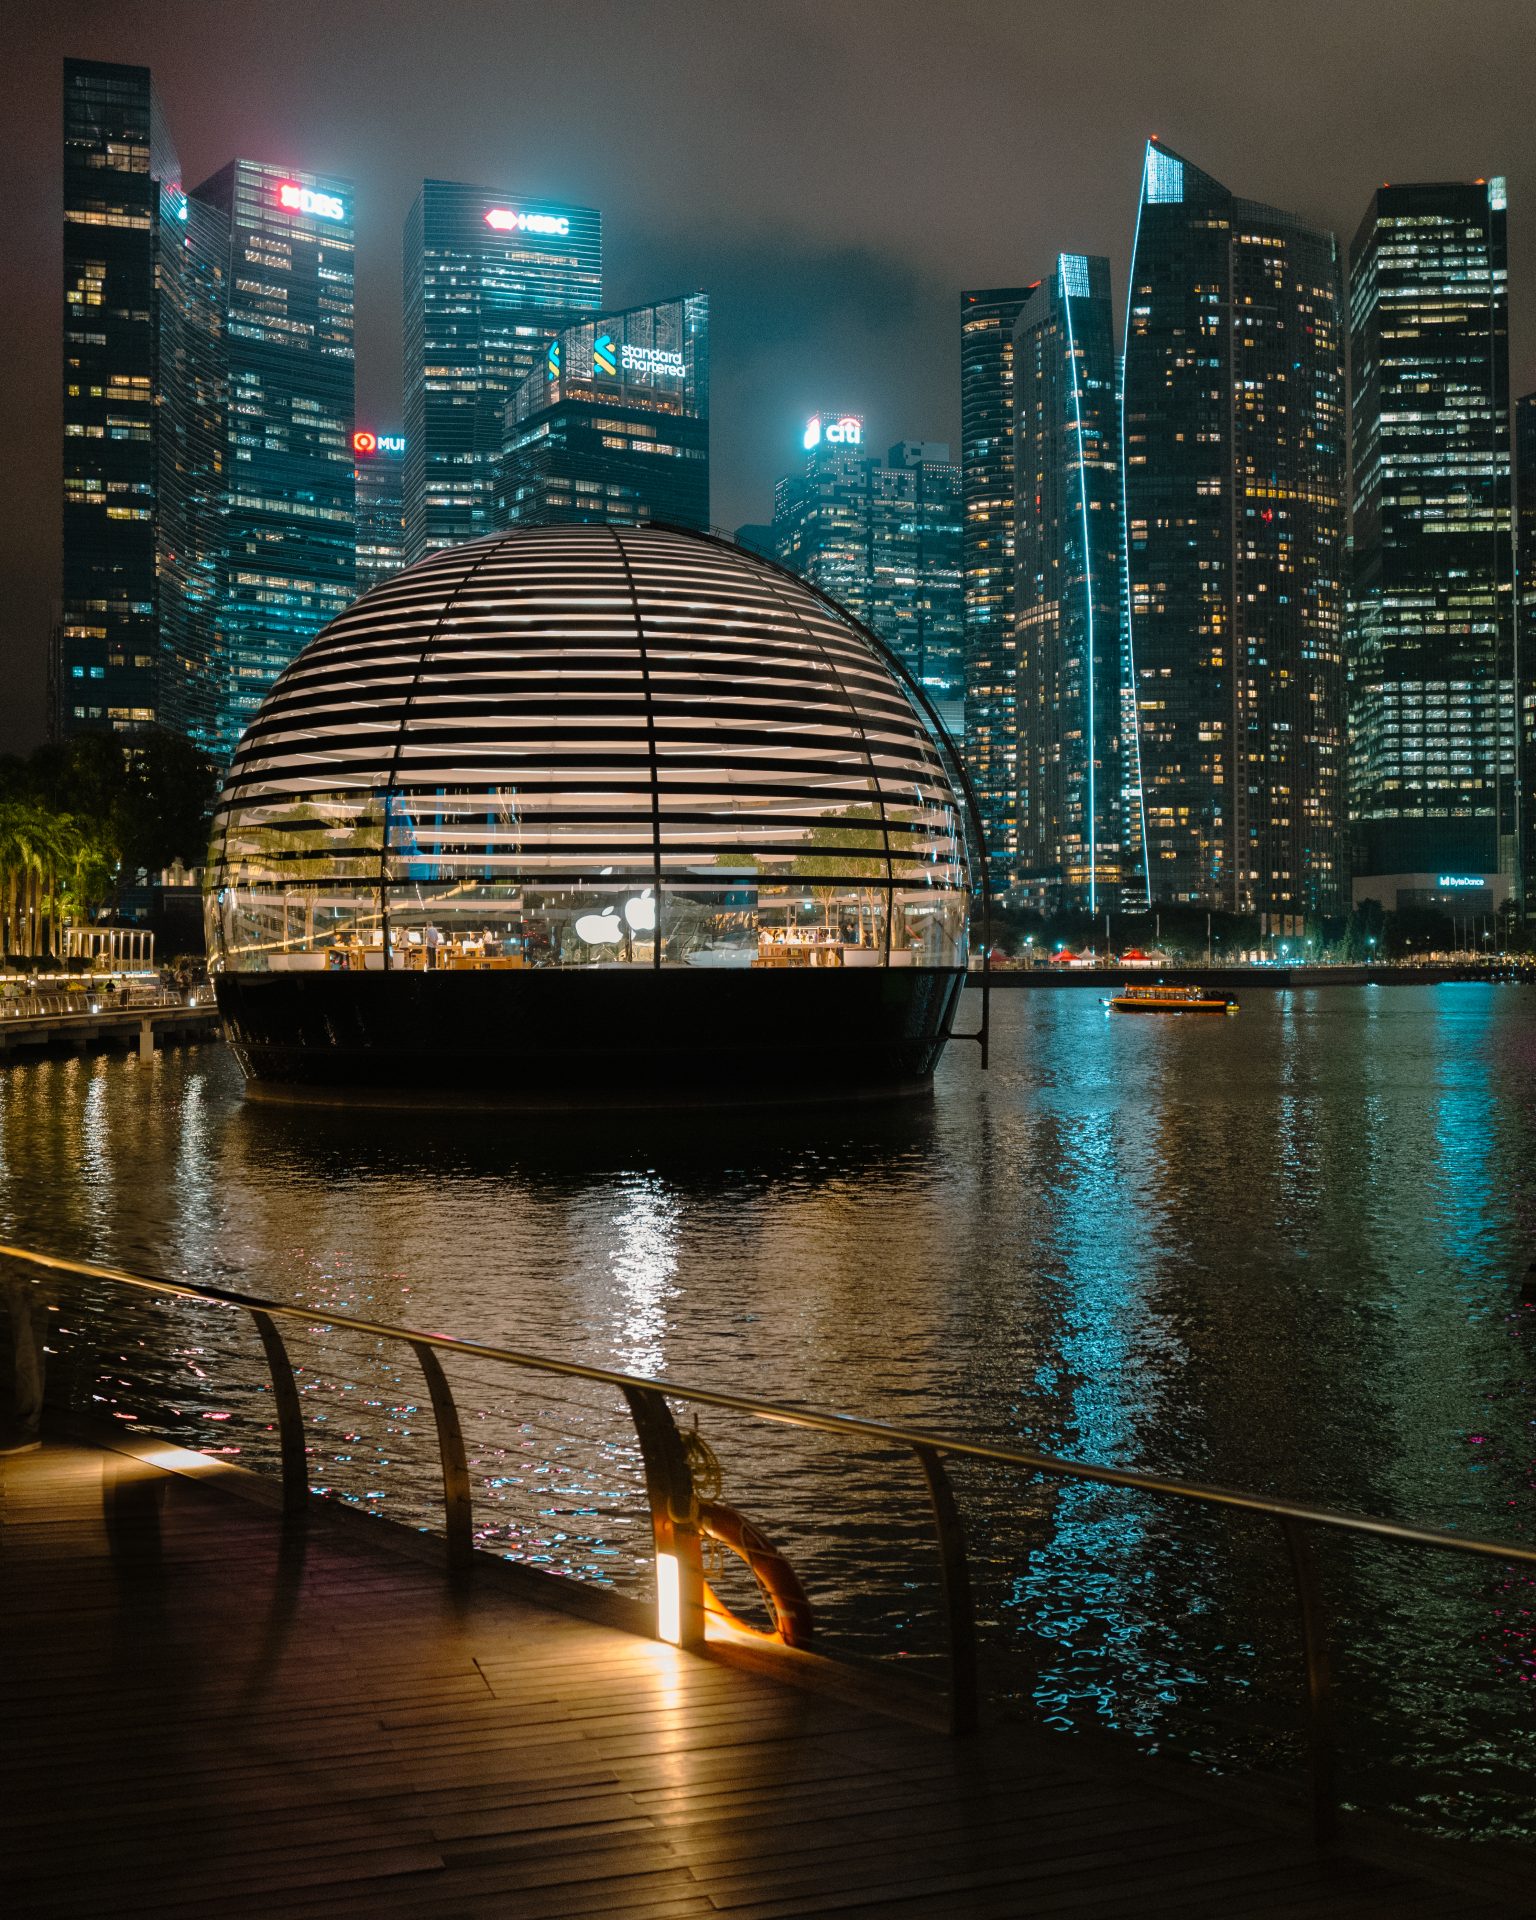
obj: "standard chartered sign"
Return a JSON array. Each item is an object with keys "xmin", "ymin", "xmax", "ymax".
[{"xmin": 620, "ymin": 343, "xmax": 684, "ymax": 375}]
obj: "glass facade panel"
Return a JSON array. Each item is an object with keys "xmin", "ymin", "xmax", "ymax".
[{"xmin": 206, "ymin": 526, "xmax": 974, "ymax": 976}]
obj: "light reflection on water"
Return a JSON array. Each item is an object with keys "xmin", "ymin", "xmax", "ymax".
[{"xmin": 1, "ymin": 984, "xmax": 1534, "ymax": 1840}]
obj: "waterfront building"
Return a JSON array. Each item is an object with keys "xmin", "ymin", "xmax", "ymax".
[
  {"xmin": 771, "ymin": 419, "xmax": 965, "ymax": 729},
  {"xmin": 1122, "ymin": 140, "xmax": 1347, "ymax": 922},
  {"xmin": 503, "ymin": 295, "xmax": 709, "ymax": 530},
  {"xmin": 59, "ymin": 58, "xmax": 224, "ymax": 749},
  {"xmin": 1349, "ymin": 179, "xmax": 1516, "ymax": 907},
  {"xmin": 1013, "ymin": 255, "xmax": 1136, "ymax": 910},
  {"xmin": 190, "ymin": 162, "xmax": 356, "ymax": 760},
  {"xmin": 354, "ymin": 431, "xmax": 407, "ymax": 593},
  {"xmin": 205, "ymin": 524, "xmax": 975, "ymax": 1105},
  {"xmin": 1517, "ymin": 390, "xmax": 1536, "ymax": 908},
  {"xmin": 403, "ymin": 182, "xmax": 602, "ymax": 562},
  {"xmin": 960, "ymin": 286, "xmax": 1034, "ymax": 889}
]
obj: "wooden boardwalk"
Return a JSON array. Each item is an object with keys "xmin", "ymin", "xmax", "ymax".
[{"xmin": 0, "ymin": 1439, "xmax": 1521, "ymax": 1919}]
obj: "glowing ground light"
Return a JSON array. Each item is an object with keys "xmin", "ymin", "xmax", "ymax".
[{"xmin": 656, "ymin": 1551, "xmax": 682, "ymax": 1643}]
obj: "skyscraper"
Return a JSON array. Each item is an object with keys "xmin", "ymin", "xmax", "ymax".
[
  {"xmin": 1122, "ymin": 140, "xmax": 1347, "ymax": 921},
  {"xmin": 403, "ymin": 182, "xmax": 602, "ymax": 562},
  {"xmin": 960, "ymin": 287, "xmax": 1034, "ymax": 889},
  {"xmin": 503, "ymin": 295, "xmax": 709, "ymax": 530},
  {"xmin": 191, "ymin": 161, "xmax": 356, "ymax": 758},
  {"xmin": 1349, "ymin": 180, "xmax": 1516, "ymax": 906},
  {"xmin": 1517, "ymin": 390, "xmax": 1536, "ymax": 908},
  {"xmin": 870, "ymin": 444, "xmax": 965, "ymax": 732},
  {"xmin": 60, "ymin": 58, "xmax": 223, "ymax": 746},
  {"xmin": 773, "ymin": 412, "xmax": 872, "ymax": 621},
  {"xmin": 353, "ymin": 431, "xmax": 407, "ymax": 593},
  {"xmin": 1014, "ymin": 255, "xmax": 1135, "ymax": 910},
  {"xmin": 772, "ymin": 418, "xmax": 964, "ymax": 726}
]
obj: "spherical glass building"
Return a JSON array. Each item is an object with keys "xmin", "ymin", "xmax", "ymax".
[{"xmin": 205, "ymin": 524, "xmax": 981, "ymax": 1104}]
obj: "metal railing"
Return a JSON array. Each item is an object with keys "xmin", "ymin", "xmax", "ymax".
[
  {"xmin": 0, "ymin": 987, "xmax": 195, "ymax": 1020},
  {"xmin": 6, "ymin": 1237, "xmax": 1535, "ymax": 1845}
]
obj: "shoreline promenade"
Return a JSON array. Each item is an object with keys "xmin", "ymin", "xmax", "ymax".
[{"xmin": 1, "ymin": 1433, "xmax": 1522, "ymax": 1919}]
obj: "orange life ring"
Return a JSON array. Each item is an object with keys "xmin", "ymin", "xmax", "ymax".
[{"xmin": 696, "ymin": 1498, "xmax": 815, "ymax": 1648}]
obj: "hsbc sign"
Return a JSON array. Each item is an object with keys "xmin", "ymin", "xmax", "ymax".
[{"xmin": 485, "ymin": 208, "xmax": 571, "ymax": 237}]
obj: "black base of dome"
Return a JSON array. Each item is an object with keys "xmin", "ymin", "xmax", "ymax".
[{"xmin": 214, "ymin": 966, "xmax": 967, "ymax": 1109}]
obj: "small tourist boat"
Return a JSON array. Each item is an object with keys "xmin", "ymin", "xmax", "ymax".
[{"xmin": 1103, "ymin": 983, "xmax": 1239, "ymax": 1015}]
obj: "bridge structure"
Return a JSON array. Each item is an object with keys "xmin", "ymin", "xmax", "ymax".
[
  {"xmin": 0, "ymin": 988, "xmax": 221, "ymax": 1061},
  {"xmin": 1, "ymin": 1242, "xmax": 1531, "ymax": 1917}
]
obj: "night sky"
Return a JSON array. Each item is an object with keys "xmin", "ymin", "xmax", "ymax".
[{"xmin": 5, "ymin": 0, "xmax": 1536, "ymax": 753}]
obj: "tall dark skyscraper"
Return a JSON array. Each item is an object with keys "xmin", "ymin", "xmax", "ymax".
[
  {"xmin": 191, "ymin": 161, "xmax": 356, "ymax": 758},
  {"xmin": 1014, "ymin": 255, "xmax": 1137, "ymax": 910},
  {"xmin": 60, "ymin": 58, "xmax": 223, "ymax": 746},
  {"xmin": 503, "ymin": 295, "xmax": 709, "ymax": 530},
  {"xmin": 1349, "ymin": 179, "xmax": 1516, "ymax": 907},
  {"xmin": 353, "ymin": 430, "xmax": 407, "ymax": 593},
  {"xmin": 1122, "ymin": 140, "xmax": 1347, "ymax": 921},
  {"xmin": 773, "ymin": 411, "xmax": 872, "ymax": 620},
  {"xmin": 960, "ymin": 286, "xmax": 1033, "ymax": 889},
  {"xmin": 403, "ymin": 182, "xmax": 602, "ymax": 562}
]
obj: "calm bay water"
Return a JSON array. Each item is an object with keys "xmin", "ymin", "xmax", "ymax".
[{"xmin": 2, "ymin": 983, "xmax": 1534, "ymax": 1840}]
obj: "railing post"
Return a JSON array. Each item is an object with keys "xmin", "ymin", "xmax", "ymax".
[
  {"xmin": 913, "ymin": 1443, "xmax": 979, "ymax": 1735},
  {"xmin": 410, "ymin": 1341, "xmax": 473, "ymax": 1571},
  {"xmin": 1277, "ymin": 1515, "xmax": 1337, "ymax": 1845},
  {"xmin": 249, "ymin": 1310, "xmax": 307, "ymax": 1523},
  {"xmin": 622, "ymin": 1384, "xmax": 706, "ymax": 1649}
]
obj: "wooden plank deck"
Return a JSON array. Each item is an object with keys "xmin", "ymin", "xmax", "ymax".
[{"xmin": 0, "ymin": 1439, "xmax": 1520, "ymax": 1919}]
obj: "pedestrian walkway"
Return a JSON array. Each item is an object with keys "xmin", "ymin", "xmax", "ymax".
[{"xmin": 0, "ymin": 1440, "xmax": 1519, "ymax": 1918}]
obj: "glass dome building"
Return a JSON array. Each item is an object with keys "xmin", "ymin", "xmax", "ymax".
[{"xmin": 205, "ymin": 524, "xmax": 982, "ymax": 1104}]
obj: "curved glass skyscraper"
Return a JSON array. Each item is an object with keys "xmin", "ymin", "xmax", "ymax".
[
  {"xmin": 1014, "ymin": 254, "xmax": 1138, "ymax": 910},
  {"xmin": 1122, "ymin": 141, "xmax": 1347, "ymax": 921}
]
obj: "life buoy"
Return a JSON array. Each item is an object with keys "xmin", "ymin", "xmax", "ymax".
[{"xmin": 696, "ymin": 1498, "xmax": 815, "ymax": 1648}]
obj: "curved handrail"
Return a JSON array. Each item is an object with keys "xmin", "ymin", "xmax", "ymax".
[{"xmin": 5, "ymin": 1234, "xmax": 1534, "ymax": 1846}]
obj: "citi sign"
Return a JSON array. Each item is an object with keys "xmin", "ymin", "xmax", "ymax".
[
  {"xmin": 276, "ymin": 182, "xmax": 345, "ymax": 222},
  {"xmin": 804, "ymin": 413, "xmax": 862, "ymax": 451},
  {"xmin": 353, "ymin": 432, "xmax": 405, "ymax": 456},
  {"xmin": 485, "ymin": 208, "xmax": 571, "ymax": 237}
]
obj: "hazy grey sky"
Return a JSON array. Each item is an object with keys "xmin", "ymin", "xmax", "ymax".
[{"xmin": 5, "ymin": 0, "xmax": 1535, "ymax": 750}]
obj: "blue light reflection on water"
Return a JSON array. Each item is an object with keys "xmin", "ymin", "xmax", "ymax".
[{"xmin": 1, "ymin": 984, "xmax": 1535, "ymax": 1838}]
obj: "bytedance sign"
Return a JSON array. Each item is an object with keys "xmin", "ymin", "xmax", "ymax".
[
  {"xmin": 804, "ymin": 413, "xmax": 862, "ymax": 450},
  {"xmin": 1436, "ymin": 875, "xmax": 1485, "ymax": 889}
]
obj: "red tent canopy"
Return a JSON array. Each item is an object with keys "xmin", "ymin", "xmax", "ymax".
[
  {"xmin": 1050, "ymin": 948, "xmax": 1077, "ymax": 964},
  {"xmin": 1122, "ymin": 947, "xmax": 1148, "ymax": 960}
]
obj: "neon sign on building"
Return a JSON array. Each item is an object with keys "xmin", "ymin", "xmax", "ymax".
[
  {"xmin": 803, "ymin": 413, "xmax": 862, "ymax": 451},
  {"xmin": 353, "ymin": 432, "xmax": 405, "ymax": 455},
  {"xmin": 621, "ymin": 344, "xmax": 684, "ymax": 374},
  {"xmin": 484, "ymin": 208, "xmax": 571, "ymax": 237},
  {"xmin": 276, "ymin": 182, "xmax": 345, "ymax": 222}
]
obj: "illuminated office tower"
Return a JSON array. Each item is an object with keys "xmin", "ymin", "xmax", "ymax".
[
  {"xmin": 870, "ymin": 443, "xmax": 965, "ymax": 732},
  {"xmin": 59, "ymin": 57, "xmax": 224, "ymax": 747},
  {"xmin": 191, "ymin": 161, "xmax": 355, "ymax": 758},
  {"xmin": 1123, "ymin": 140, "xmax": 1346, "ymax": 920},
  {"xmin": 1518, "ymin": 391, "xmax": 1536, "ymax": 908},
  {"xmin": 403, "ymin": 182, "xmax": 602, "ymax": 561},
  {"xmin": 960, "ymin": 286, "xmax": 1033, "ymax": 888},
  {"xmin": 1014, "ymin": 255, "xmax": 1135, "ymax": 910},
  {"xmin": 1349, "ymin": 180, "xmax": 1516, "ymax": 908},
  {"xmin": 503, "ymin": 295, "xmax": 709, "ymax": 530},
  {"xmin": 772, "ymin": 412, "xmax": 872, "ymax": 622},
  {"xmin": 771, "ymin": 419, "xmax": 964, "ymax": 727},
  {"xmin": 353, "ymin": 431, "xmax": 407, "ymax": 592}
]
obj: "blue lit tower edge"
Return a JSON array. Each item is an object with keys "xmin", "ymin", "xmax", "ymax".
[
  {"xmin": 1015, "ymin": 255, "xmax": 1132, "ymax": 912},
  {"xmin": 1122, "ymin": 139, "xmax": 1347, "ymax": 922}
]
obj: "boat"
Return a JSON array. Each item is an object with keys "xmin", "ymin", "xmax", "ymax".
[{"xmin": 1103, "ymin": 983, "xmax": 1238, "ymax": 1015}]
